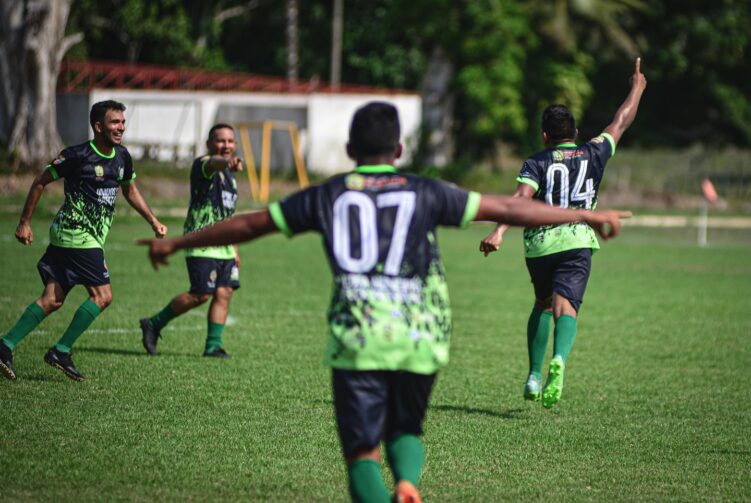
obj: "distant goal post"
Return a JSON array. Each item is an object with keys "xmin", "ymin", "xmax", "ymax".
[{"xmin": 234, "ymin": 121, "xmax": 309, "ymax": 203}]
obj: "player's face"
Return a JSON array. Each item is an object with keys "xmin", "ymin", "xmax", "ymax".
[
  {"xmin": 208, "ymin": 128, "xmax": 236, "ymax": 159},
  {"xmin": 97, "ymin": 109, "xmax": 126, "ymax": 147}
]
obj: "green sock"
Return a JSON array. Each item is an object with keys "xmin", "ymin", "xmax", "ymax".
[
  {"xmin": 55, "ymin": 300, "xmax": 101, "ymax": 353},
  {"xmin": 2, "ymin": 302, "xmax": 47, "ymax": 350},
  {"xmin": 150, "ymin": 304, "xmax": 178, "ymax": 330},
  {"xmin": 205, "ymin": 321, "xmax": 224, "ymax": 352},
  {"xmin": 386, "ymin": 434, "xmax": 424, "ymax": 486},
  {"xmin": 553, "ymin": 314, "xmax": 577, "ymax": 363},
  {"xmin": 348, "ymin": 459, "xmax": 390, "ymax": 503},
  {"xmin": 527, "ymin": 307, "xmax": 552, "ymax": 380}
]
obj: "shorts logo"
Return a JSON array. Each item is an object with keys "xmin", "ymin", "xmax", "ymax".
[
  {"xmin": 103, "ymin": 259, "xmax": 109, "ymax": 279},
  {"xmin": 207, "ymin": 269, "xmax": 217, "ymax": 288}
]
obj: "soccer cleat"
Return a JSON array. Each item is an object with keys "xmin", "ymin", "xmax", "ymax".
[
  {"xmin": 203, "ymin": 347, "xmax": 231, "ymax": 358},
  {"xmin": 542, "ymin": 356, "xmax": 565, "ymax": 409},
  {"xmin": 44, "ymin": 347, "xmax": 85, "ymax": 381},
  {"xmin": 140, "ymin": 318, "xmax": 161, "ymax": 355},
  {"xmin": 523, "ymin": 374, "xmax": 541, "ymax": 401},
  {"xmin": 0, "ymin": 341, "xmax": 16, "ymax": 380},
  {"xmin": 393, "ymin": 481, "xmax": 422, "ymax": 503}
]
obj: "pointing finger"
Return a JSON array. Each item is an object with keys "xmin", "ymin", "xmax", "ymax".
[{"xmin": 635, "ymin": 57, "xmax": 641, "ymax": 73}]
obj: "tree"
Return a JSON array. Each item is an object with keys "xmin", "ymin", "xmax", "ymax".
[{"xmin": 0, "ymin": 0, "xmax": 81, "ymax": 170}]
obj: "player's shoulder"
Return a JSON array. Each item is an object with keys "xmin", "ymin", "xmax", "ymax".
[{"xmin": 113, "ymin": 144, "xmax": 132, "ymax": 161}]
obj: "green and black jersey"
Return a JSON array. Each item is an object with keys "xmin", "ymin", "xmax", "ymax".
[
  {"xmin": 269, "ymin": 165, "xmax": 480, "ymax": 374},
  {"xmin": 183, "ymin": 155, "xmax": 238, "ymax": 259},
  {"xmin": 46, "ymin": 141, "xmax": 135, "ymax": 249},
  {"xmin": 517, "ymin": 133, "xmax": 615, "ymax": 258}
]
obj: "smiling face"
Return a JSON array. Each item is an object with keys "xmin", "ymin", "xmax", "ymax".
[
  {"xmin": 207, "ymin": 127, "xmax": 236, "ymax": 159},
  {"xmin": 95, "ymin": 109, "xmax": 126, "ymax": 147}
]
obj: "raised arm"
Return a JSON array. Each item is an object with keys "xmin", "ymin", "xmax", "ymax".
[
  {"xmin": 138, "ymin": 210, "xmax": 278, "ymax": 270},
  {"xmin": 121, "ymin": 180, "xmax": 168, "ymax": 237},
  {"xmin": 203, "ymin": 155, "xmax": 243, "ymax": 176},
  {"xmin": 15, "ymin": 169, "xmax": 55, "ymax": 245},
  {"xmin": 603, "ymin": 57, "xmax": 647, "ymax": 146},
  {"xmin": 479, "ymin": 182, "xmax": 536, "ymax": 256},
  {"xmin": 474, "ymin": 195, "xmax": 630, "ymax": 240}
]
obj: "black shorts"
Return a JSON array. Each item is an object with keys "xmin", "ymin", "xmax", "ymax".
[
  {"xmin": 332, "ymin": 369, "xmax": 436, "ymax": 459},
  {"xmin": 186, "ymin": 257, "xmax": 240, "ymax": 294},
  {"xmin": 37, "ymin": 245, "xmax": 110, "ymax": 294},
  {"xmin": 525, "ymin": 248, "xmax": 592, "ymax": 312}
]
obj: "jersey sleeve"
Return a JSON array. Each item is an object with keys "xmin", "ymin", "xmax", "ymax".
[
  {"xmin": 120, "ymin": 149, "xmax": 136, "ymax": 185},
  {"xmin": 516, "ymin": 159, "xmax": 542, "ymax": 193},
  {"xmin": 46, "ymin": 147, "xmax": 79, "ymax": 180},
  {"xmin": 584, "ymin": 133, "xmax": 615, "ymax": 179},
  {"xmin": 428, "ymin": 179, "xmax": 480, "ymax": 228},
  {"xmin": 268, "ymin": 185, "xmax": 321, "ymax": 237}
]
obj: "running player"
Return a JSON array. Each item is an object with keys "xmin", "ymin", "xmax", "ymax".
[
  {"xmin": 139, "ymin": 124, "xmax": 242, "ymax": 358},
  {"xmin": 479, "ymin": 57, "xmax": 647, "ymax": 408},
  {"xmin": 0, "ymin": 100, "xmax": 167, "ymax": 381},
  {"xmin": 138, "ymin": 102, "xmax": 629, "ymax": 502}
]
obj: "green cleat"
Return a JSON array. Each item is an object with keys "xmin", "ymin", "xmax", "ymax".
[
  {"xmin": 542, "ymin": 356, "xmax": 565, "ymax": 409},
  {"xmin": 523, "ymin": 374, "xmax": 541, "ymax": 401}
]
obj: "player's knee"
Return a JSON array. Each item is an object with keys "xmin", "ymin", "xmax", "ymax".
[
  {"xmin": 93, "ymin": 293, "xmax": 113, "ymax": 309},
  {"xmin": 215, "ymin": 288, "xmax": 233, "ymax": 302},
  {"xmin": 346, "ymin": 445, "xmax": 381, "ymax": 464},
  {"xmin": 192, "ymin": 292, "xmax": 211, "ymax": 305},
  {"xmin": 40, "ymin": 298, "xmax": 64, "ymax": 313}
]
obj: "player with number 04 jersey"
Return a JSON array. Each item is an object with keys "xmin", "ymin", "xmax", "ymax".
[{"xmin": 480, "ymin": 57, "xmax": 647, "ymax": 409}]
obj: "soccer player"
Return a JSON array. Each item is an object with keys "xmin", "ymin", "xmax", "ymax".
[
  {"xmin": 139, "ymin": 124, "xmax": 243, "ymax": 358},
  {"xmin": 0, "ymin": 100, "xmax": 167, "ymax": 382},
  {"xmin": 479, "ymin": 57, "xmax": 647, "ymax": 408},
  {"xmin": 138, "ymin": 102, "xmax": 629, "ymax": 502}
]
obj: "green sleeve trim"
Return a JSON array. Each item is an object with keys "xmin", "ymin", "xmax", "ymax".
[
  {"xmin": 89, "ymin": 140, "xmax": 116, "ymax": 159},
  {"xmin": 47, "ymin": 165, "xmax": 60, "ymax": 180},
  {"xmin": 268, "ymin": 202, "xmax": 293, "ymax": 237},
  {"xmin": 601, "ymin": 132, "xmax": 616, "ymax": 156},
  {"xmin": 120, "ymin": 172, "xmax": 137, "ymax": 185},
  {"xmin": 516, "ymin": 177, "xmax": 539, "ymax": 192},
  {"xmin": 460, "ymin": 191, "xmax": 481, "ymax": 228},
  {"xmin": 201, "ymin": 158, "xmax": 212, "ymax": 179}
]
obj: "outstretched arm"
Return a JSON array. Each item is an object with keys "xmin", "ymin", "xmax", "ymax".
[
  {"xmin": 474, "ymin": 195, "xmax": 630, "ymax": 240},
  {"xmin": 15, "ymin": 169, "xmax": 55, "ymax": 245},
  {"xmin": 204, "ymin": 155, "xmax": 243, "ymax": 176},
  {"xmin": 138, "ymin": 210, "xmax": 278, "ymax": 270},
  {"xmin": 603, "ymin": 57, "xmax": 647, "ymax": 146},
  {"xmin": 121, "ymin": 180, "xmax": 168, "ymax": 237},
  {"xmin": 479, "ymin": 182, "xmax": 536, "ymax": 256}
]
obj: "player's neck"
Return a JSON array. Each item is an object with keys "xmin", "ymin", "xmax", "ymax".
[
  {"xmin": 546, "ymin": 138, "xmax": 576, "ymax": 148},
  {"xmin": 356, "ymin": 155, "xmax": 395, "ymax": 167},
  {"xmin": 91, "ymin": 137, "xmax": 115, "ymax": 157}
]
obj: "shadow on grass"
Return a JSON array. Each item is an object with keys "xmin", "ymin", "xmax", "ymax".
[
  {"xmin": 76, "ymin": 347, "xmax": 198, "ymax": 358},
  {"xmin": 431, "ymin": 404, "xmax": 525, "ymax": 419}
]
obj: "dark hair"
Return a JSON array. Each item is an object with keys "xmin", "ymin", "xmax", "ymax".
[
  {"xmin": 542, "ymin": 104, "xmax": 576, "ymax": 142},
  {"xmin": 349, "ymin": 102, "xmax": 400, "ymax": 157},
  {"xmin": 89, "ymin": 100, "xmax": 126, "ymax": 129},
  {"xmin": 208, "ymin": 123, "xmax": 234, "ymax": 141}
]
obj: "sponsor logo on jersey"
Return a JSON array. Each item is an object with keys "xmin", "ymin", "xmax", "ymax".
[
  {"xmin": 96, "ymin": 187, "xmax": 118, "ymax": 205},
  {"xmin": 345, "ymin": 174, "xmax": 366, "ymax": 190},
  {"xmin": 591, "ymin": 135, "xmax": 605, "ymax": 144},
  {"xmin": 118, "ymin": 166, "xmax": 124, "ymax": 180}
]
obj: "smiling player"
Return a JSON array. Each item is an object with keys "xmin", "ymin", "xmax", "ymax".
[{"xmin": 0, "ymin": 100, "xmax": 167, "ymax": 381}]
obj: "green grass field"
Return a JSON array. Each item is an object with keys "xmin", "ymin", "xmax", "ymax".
[{"xmin": 1, "ymin": 211, "xmax": 750, "ymax": 501}]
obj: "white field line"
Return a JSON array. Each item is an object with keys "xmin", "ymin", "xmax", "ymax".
[{"xmin": 622, "ymin": 215, "xmax": 751, "ymax": 229}]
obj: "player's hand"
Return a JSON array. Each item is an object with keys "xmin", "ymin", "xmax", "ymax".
[
  {"xmin": 137, "ymin": 238, "xmax": 177, "ymax": 270},
  {"xmin": 152, "ymin": 221, "xmax": 168, "ymax": 238},
  {"xmin": 228, "ymin": 157, "xmax": 243, "ymax": 172},
  {"xmin": 630, "ymin": 57, "xmax": 647, "ymax": 91},
  {"xmin": 584, "ymin": 210, "xmax": 632, "ymax": 240},
  {"xmin": 479, "ymin": 230, "xmax": 504, "ymax": 257},
  {"xmin": 15, "ymin": 221, "xmax": 33, "ymax": 245}
]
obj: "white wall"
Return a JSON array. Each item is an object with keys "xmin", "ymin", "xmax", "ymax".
[{"xmin": 80, "ymin": 89, "xmax": 421, "ymax": 174}]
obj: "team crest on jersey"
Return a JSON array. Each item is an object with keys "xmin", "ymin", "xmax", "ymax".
[
  {"xmin": 552, "ymin": 150, "xmax": 564, "ymax": 162},
  {"xmin": 95, "ymin": 165, "xmax": 104, "ymax": 178},
  {"xmin": 591, "ymin": 135, "xmax": 605, "ymax": 144},
  {"xmin": 345, "ymin": 174, "xmax": 366, "ymax": 190}
]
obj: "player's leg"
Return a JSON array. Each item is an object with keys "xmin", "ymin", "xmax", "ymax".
[
  {"xmin": 141, "ymin": 257, "xmax": 215, "ymax": 355},
  {"xmin": 384, "ymin": 371, "xmax": 436, "ymax": 503},
  {"xmin": 542, "ymin": 249, "xmax": 592, "ymax": 408},
  {"xmin": 203, "ymin": 259, "xmax": 239, "ymax": 358},
  {"xmin": 1, "ymin": 281, "xmax": 67, "ymax": 380},
  {"xmin": 44, "ymin": 283, "xmax": 112, "ymax": 381},
  {"xmin": 523, "ymin": 257, "xmax": 555, "ymax": 400},
  {"xmin": 141, "ymin": 291, "xmax": 210, "ymax": 355},
  {"xmin": 204, "ymin": 286, "xmax": 233, "ymax": 357},
  {"xmin": 333, "ymin": 369, "xmax": 391, "ymax": 503}
]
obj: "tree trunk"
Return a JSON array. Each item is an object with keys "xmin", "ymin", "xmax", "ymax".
[
  {"xmin": 286, "ymin": 0, "xmax": 299, "ymax": 86},
  {"xmin": 420, "ymin": 46, "xmax": 455, "ymax": 167},
  {"xmin": 330, "ymin": 0, "xmax": 343, "ymax": 90},
  {"xmin": 0, "ymin": 0, "xmax": 81, "ymax": 171}
]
